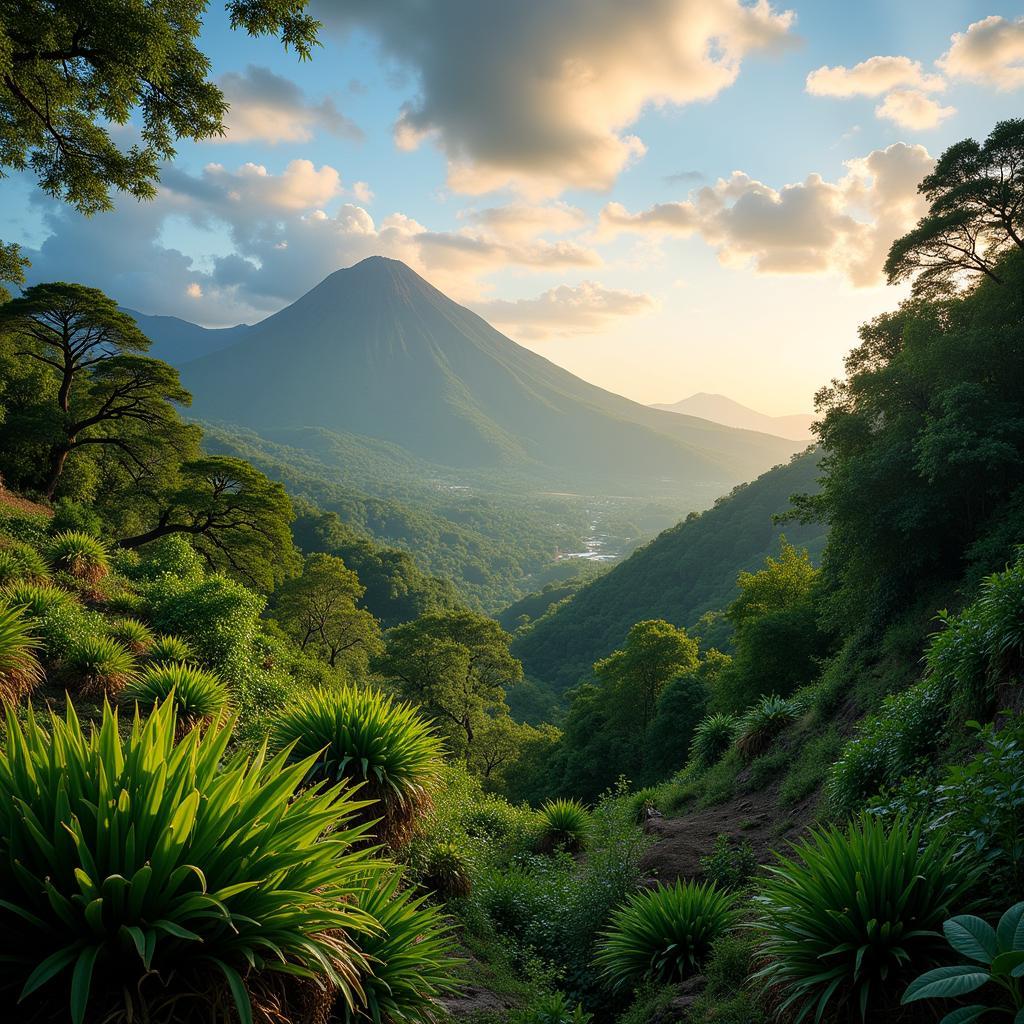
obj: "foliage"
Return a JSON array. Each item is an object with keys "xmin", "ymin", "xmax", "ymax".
[
  {"xmin": 106, "ymin": 616, "xmax": 155, "ymax": 654},
  {"xmin": 902, "ymin": 902, "xmax": 1024, "ymax": 1023},
  {"xmin": 0, "ymin": 600, "xmax": 42, "ymax": 702},
  {"xmin": 420, "ymin": 840, "xmax": 473, "ymax": 898},
  {"xmin": 46, "ymin": 530, "xmax": 109, "ymax": 583},
  {"xmin": 727, "ymin": 537, "xmax": 818, "ymax": 630},
  {"xmin": 62, "ymin": 632, "xmax": 138, "ymax": 696},
  {"xmin": 755, "ymin": 814, "xmax": 976, "ymax": 1023},
  {"xmin": 690, "ymin": 712, "xmax": 738, "ymax": 769},
  {"xmin": 699, "ymin": 834, "xmax": 757, "ymax": 892},
  {"xmin": 536, "ymin": 798, "xmax": 590, "ymax": 855},
  {"xmin": 121, "ymin": 662, "xmax": 230, "ymax": 731},
  {"xmin": 270, "ymin": 686, "xmax": 442, "ymax": 848},
  {"xmin": 735, "ymin": 694, "xmax": 801, "ymax": 760},
  {"xmin": 596, "ymin": 880, "xmax": 739, "ymax": 991},
  {"xmin": 0, "ymin": 700, "xmax": 379, "ymax": 1024},
  {"xmin": 0, "ymin": 538, "xmax": 49, "ymax": 585},
  {"xmin": 346, "ymin": 870, "xmax": 462, "ymax": 1024},
  {"xmin": 778, "ymin": 725, "xmax": 842, "ymax": 807},
  {"xmin": 510, "ymin": 992, "xmax": 593, "ymax": 1024},
  {"xmin": 147, "ymin": 633, "xmax": 193, "ymax": 664},
  {"xmin": 642, "ymin": 667, "xmax": 713, "ymax": 782},
  {"xmin": 686, "ymin": 933, "xmax": 769, "ymax": 1024}
]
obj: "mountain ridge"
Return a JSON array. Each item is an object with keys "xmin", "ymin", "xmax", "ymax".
[{"xmin": 653, "ymin": 392, "xmax": 815, "ymax": 441}]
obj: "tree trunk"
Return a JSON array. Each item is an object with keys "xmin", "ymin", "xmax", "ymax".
[{"xmin": 43, "ymin": 442, "xmax": 72, "ymax": 500}]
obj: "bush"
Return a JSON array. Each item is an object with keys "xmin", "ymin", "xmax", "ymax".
[
  {"xmin": 687, "ymin": 933, "xmax": 769, "ymax": 1024},
  {"xmin": 121, "ymin": 663, "xmax": 230, "ymax": 734},
  {"xmin": 2, "ymin": 580, "xmax": 75, "ymax": 620},
  {"xmin": 0, "ymin": 700, "xmax": 381, "ymax": 1024},
  {"xmin": 45, "ymin": 530, "xmax": 109, "ymax": 583},
  {"xmin": 420, "ymin": 840, "xmax": 472, "ymax": 898},
  {"xmin": 755, "ymin": 814, "xmax": 976, "ymax": 1022},
  {"xmin": 106, "ymin": 616, "xmax": 155, "ymax": 654},
  {"xmin": 271, "ymin": 686, "xmax": 442, "ymax": 848},
  {"xmin": 536, "ymin": 798, "xmax": 590, "ymax": 854},
  {"xmin": 510, "ymin": 992, "xmax": 593, "ymax": 1024},
  {"xmin": 699, "ymin": 833, "xmax": 757, "ymax": 891},
  {"xmin": 345, "ymin": 870, "xmax": 461, "ymax": 1024},
  {"xmin": 63, "ymin": 634, "xmax": 138, "ymax": 696},
  {"xmin": 735, "ymin": 695, "xmax": 800, "ymax": 760},
  {"xmin": 596, "ymin": 880, "xmax": 738, "ymax": 991},
  {"xmin": 0, "ymin": 601, "xmax": 42, "ymax": 703},
  {"xmin": 147, "ymin": 633, "xmax": 193, "ymax": 664},
  {"xmin": 690, "ymin": 712, "xmax": 738, "ymax": 768},
  {"xmin": 0, "ymin": 539, "xmax": 48, "ymax": 586},
  {"xmin": 778, "ymin": 725, "xmax": 842, "ymax": 807}
]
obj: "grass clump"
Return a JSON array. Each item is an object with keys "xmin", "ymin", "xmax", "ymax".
[
  {"xmin": 420, "ymin": 839, "xmax": 473, "ymax": 898},
  {"xmin": 2, "ymin": 581, "xmax": 75, "ymax": 619},
  {"xmin": 0, "ymin": 539, "xmax": 49, "ymax": 586},
  {"xmin": 510, "ymin": 992, "xmax": 593, "ymax": 1024},
  {"xmin": 106, "ymin": 616, "xmax": 155, "ymax": 654},
  {"xmin": 536, "ymin": 798, "xmax": 590, "ymax": 854},
  {"xmin": 690, "ymin": 712, "xmax": 738, "ymax": 768},
  {"xmin": 63, "ymin": 633, "xmax": 138, "ymax": 696},
  {"xmin": 121, "ymin": 663, "xmax": 230, "ymax": 734},
  {"xmin": 147, "ymin": 633, "xmax": 193, "ymax": 664},
  {"xmin": 735, "ymin": 694, "xmax": 800, "ymax": 760},
  {"xmin": 0, "ymin": 601, "xmax": 43, "ymax": 703},
  {"xmin": 45, "ymin": 530, "xmax": 109, "ymax": 584}
]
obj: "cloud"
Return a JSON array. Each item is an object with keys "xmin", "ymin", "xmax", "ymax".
[
  {"xmin": 597, "ymin": 142, "xmax": 934, "ymax": 286},
  {"xmin": 217, "ymin": 65, "xmax": 362, "ymax": 144},
  {"xmin": 458, "ymin": 202, "xmax": 589, "ymax": 241},
  {"xmin": 806, "ymin": 55, "xmax": 945, "ymax": 97},
  {"xmin": 938, "ymin": 15, "xmax": 1024, "ymax": 91},
  {"xmin": 874, "ymin": 88, "xmax": 955, "ymax": 130},
  {"xmin": 473, "ymin": 281, "xmax": 655, "ymax": 338},
  {"xmin": 664, "ymin": 169, "xmax": 705, "ymax": 184},
  {"xmin": 314, "ymin": 0, "xmax": 795, "ymax": 195}
]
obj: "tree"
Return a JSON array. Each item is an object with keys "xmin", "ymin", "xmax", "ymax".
[
  {"xmin": 885, "ymin": 119, "xmax": 1024, "ymax": 294},
  {"xmin": 273, "ymin": 553, "xmax": 381, "ymax": 675},
  {"xmin": 118, "ymin": 456, "xmax": 297, "ymax": 591},
  {"xmin": 727, "ymin": 537, "xmax": 818, "ymax": 632},
  {"xmin": 468, "ymin": 713, "xmax": 544, "ymax": 784},
  {"xmin": 593, "ymin": 619, "xmax": 699, "ymax": 735},
  {"xmin": 374, "ymin": 610, "xmax": 522, "ymax": 761}
]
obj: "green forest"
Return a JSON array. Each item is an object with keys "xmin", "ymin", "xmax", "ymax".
[{"xmin": 1, "ymin": 4, "xmax": 1023, "ymax": 1024}]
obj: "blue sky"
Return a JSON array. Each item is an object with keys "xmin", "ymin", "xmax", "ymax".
[{"xmin": 2, "ymin": 1, "xmax": 1022, "ymax": 413}]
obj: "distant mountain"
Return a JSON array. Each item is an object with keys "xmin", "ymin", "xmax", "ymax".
[
  {"xmin": 512, "ymin": 450, "xmax": 826, "ymax": 693},
  {"xmin": 135, "ymin": 257, "xmax": 802, "ymax": 500},
  {"xmin": 652, "ymin": 393, "xmax": 815, "ymax": 441},
  {"xmin": 127, "ymin": 310, "xmax": 251, "ymax": 365}
]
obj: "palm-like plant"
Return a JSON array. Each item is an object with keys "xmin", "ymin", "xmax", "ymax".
[
  {"xmin": 755, "ymin": 814, "xmax": 976, "ymax": 1022},
  {"xmin": 63, "ymin": 633, "xmax": 138, "ymax": 696},
  {"xmin": 690, "ymin": 712, "xmax": 738, "ymax": 768},
  {"xmin": 511, "ymin": 993, "xmax": 594, "ymax": 1024},
  {"xmin": 46, "ymin": 530, "xmax": 109, "ymax": 583},
  {"xmin": 536, "ymin": 798, "xmax": 590, "ymax": 854},
  {"xmin": 121, "ymin": 663, "xmax": 230, "ymax": 734},
  {"xmin": 0, "ymin": 540, "xmax": 49, "ymax": 586},
  {"xmin": 420, "ymin": 840, "xmax": 472, "ymax": 898},
  {"xmin": 596, "ymin": 880, "xmax": 738, "ymax": 990},
  {"xmin": 0, "ymin": 700, "xmax": 383, "ymax": 1024},
  {"xmin": 735, "ymin": 695, "xmax": 800, "ymax": 760},
  {"xmin": 271, "ymin": 687, "xmax": 442, "ymax": 848},
  {"xmin": 0, "ymin": 601, "xmax": 43, "ymax": 703},
  {"xmin": 107, "ymin": 616, "xmax": 155, "ymax": 654},
  {"xmin": 2, "ymin": 581, "xmax": 75, "ymax": 619},
  {"xmin": 345, "ymin": 870, "xmax": 462, "ymax": 1023},
  {"xmin": 147, "ymin": 633, "xmax": 194, "ymax": 664}
]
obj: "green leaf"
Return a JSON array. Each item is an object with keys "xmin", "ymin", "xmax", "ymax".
[
  {"xmin": 991, "ymin": 951, "xmax": 1024, "ymax": 977},
  {"xmin": 902, "ymin": 965, "xmax": 990, "ymax": 1003},
  {"xmin": 939, "ymin": 1008, "xmax": 989, "ymax": 1024},
  {"xmin": 945, "ymin": 916, "xmax": 999, "ymax": 965},
  {"xmin": 214, "ymin": 958, "xmax": 253, "ymax": 1024},
  {"xmin": 997, "ymin": 903, "xmax": 1024, "ymax": 953},
  {"xmin": 19, "ymin": 944, "xmax": 81, "ymax": 1000},
  {"xmin": 70, "ymin": 945, "xmax": 100, "ymax": 1024}
]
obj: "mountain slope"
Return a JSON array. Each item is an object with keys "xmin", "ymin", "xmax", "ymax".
[
  {"xmin": 159, "ymin": 258, "xmax": 801, "ymax": 498},
  {"xmin": 127, "ymin": 310, "xmax": 251, "ymax": 365},
  {"xmin": 653, "ymin": 393, "xmax": 814, "ymax": 441},
  {"xmin": 512, "ymin": 450, "xmax": 826, "ymax": 693}
]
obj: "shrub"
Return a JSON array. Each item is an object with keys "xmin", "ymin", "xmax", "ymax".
[
  {"xmin": 699, "ymin": 833, "xmax": 757, "ymax": 891},
  {"xmin": 778, "ymin": 725, "xmax": 842, "ymax": 807},
  {"xmin": 690, "ymin": 712, "xmax": 738, "ymax": 768},
  {"xmin": 63, "ymin": 634, "xmax": 138, "ymax": 696},
  {"xmin": 147, "ymin": 633, "xmax": 193, "ymax": 664},
  {"xmin": 687, "ymin": 933, "xmax": 769, "ymax": 1024},
  {"xmin": 596, "ymin": 880, "xmax": 738, "ymax": 990},
  {"xmin": 902, "ymin": 901, "xmax": 1024, "ymax": 1022},
  {"xmin": 420, "ymin": 840, "xmax": 473, "ymax": 898},
  {"xmin": 106, "ymin": 616, "xmax": 155, "ymax": 654},
  {"xmin": 270, "ymin": 686, "xmax": 442, "ymax": 848},
  {"xmin": 0, "ymin": 539, "xmax": 49, "ymax": 585},
  {"xmin": 755, "ymin": 814, "xmax": 976, "ymax": 1022},
  {"xmin": 735, "ymin": 694, "xmax": 800, "ymax": 760},
  {"xmin": 345, "ymin": 870, "xmax": 461, "ymax": 1024},
  {"xmin": 536, "ymin": 798, "xmax": 590, "ymax": 854},
  {"xmin": 2, "ymin": 581, "xmax": 75, "ymax": 619},
  {"xmin": 0, "ymin": 601, "xmax": 42, "ymax": 703},
  {"xmin": 510, "ymin": 992, "xmax": 593, "ymax": 1024},
  {"xmin": 121, "ymin": 663, "xmax": 230, "ymax": 734},
  {"xmin": 45, "ymin": 530, "xmax": 109, "ymax": 583},
  {"xmin": 626, "ymin": 786, "xmax": 660, "ymax": 824},
  {"xmin": 0, "ymin": 700, "xmax": 380, "ymax": 1024}
]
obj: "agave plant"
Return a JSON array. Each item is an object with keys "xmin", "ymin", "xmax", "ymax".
[
  {"xmin": 2, "ymin": 581, "xmax": 76, "ymax": 619},
  {"xmin": 147, "ymin": 633, "xmax": 194, "ymax": 664},
  {"xmin": 344, "ymin": 870, "xmax": 462, "ymax": 1024},
  {"xmin": 0, "ymin": 601, "xmax": 43, "ymax": 703},
  {"xmin": 0, "ymin": 540, "xmax": 49, "ymax": 586},
  {"xmin": 596, "ymin": 880, "xmax": 738, "ymax": 990},
  {"xmin": 420, "ymin": 840, "xmax": 473, "ymax": 898},
  {"xmin": 690, "ymin": 712, "xmax": 739, "ymax": 768},
  {"xmin": 46, "ymin": 530, "xmax": 109, "ymax": 583},
  {"xmin": 0, "ymin": 700, "xmax": 382, "ymax": 1024},
  {"xmin": 121, "ymin": 663, "xmax": 230, "ymax": 734},
  {"xmin": 536, "ymin": 798, "xmax": 590, "ymax": 854},
  {"xmin": 63, "ymin": 633, "xmax": 138, "ymax": 696},
  {"xmin": 735, "ymin": 695, "xmax": 800, "ymax": 760},
  {"xmin": 755, "ymin": 814, "xmax": 976, "ymax": 1022},
  {"xmin": 107, "ymin": 616, "xmax": 155, "ymax": 655},
  {"xmin": 271, "ymin": 686, "xmax": 442, "ymax": 848}
]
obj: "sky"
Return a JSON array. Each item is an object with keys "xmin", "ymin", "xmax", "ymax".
[{"xmin": 2, "ymin": 1, "xmax": 1023, "ymax": 415}]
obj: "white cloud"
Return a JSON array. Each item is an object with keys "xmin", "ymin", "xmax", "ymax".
[
  {"xmin": 315, "ymin": 0, "xmax": 795, "ymax": 195},
  {"xmin": 459, "ymin": 202, "xmax": 589, "ymax": 241},
  {"xmin": 874, "ymin": 88, "xmax": 955, "ymax": 130},
  {"xmin": 806, "ymin": 55, "xmax": 945, "ymax": 97},
  {"xmin": 473, "ymin": 282, "xmax": 655, "ymax": 338},
  {"xmin": 199, "ymin": 160, "xmax": 343, "ymax": 212},
  {"xmin": 938, "ymin": 15, "xmax": 1024, "ymax": 91},
  {"xmin": 217, "ymin": 65, "xmax": 362, "ymax": 144},
  {"xmin": 597, "ymin": 142, "xmax": 934, "ymax": 286}
]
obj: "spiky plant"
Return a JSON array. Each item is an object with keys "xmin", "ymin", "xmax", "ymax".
[
  {"xmin": 690, "ymin": 712, "xmax": 739, "ymax": 768},
  {"xmin": 63, "ymin": 633, "xmax": 138, "ymax": 696},
  {"xmin": 121, "ymin": 663, "xmax": 230, "ymax": 734},
  {"xmin": 0, "ymin": 540, "xmax": 49, "ymax": 586},
  {"xmin": 0, "ymin": 601, "xmax": 43, "ymax": 703},
  {"xmin": 147, "ymin": 633, "xmax": 194, "ymax": 664},
  {"xmin": 596, "ymin": 880, "xmax": 739, "ymax": 990},
  {"xmin": 0, "ymin": 700, "xmax": 382, "ymax": 1024},
  {"xmin": 344, "ymin": 871, "xmax": 462, "ymax": 1024},
  {"xmin": 735, "ymin": 695, "xmax": 800, "ymax": 760},
  {"xmin": 754, "ymin": 814, "xmax": 976, "ymax": 1023},
  {"xmin": 421, "ymin": 840, "xmax": 472, "ymax": 898},
  {"xmin": 536, "ymin": 798, "xmax": 590, "ymax": 854},
  {"xmin": 2, "ymin": 581, "xmax": 75, "ymax": 619},
  {"xmin": 46, "ymin": 530, "xmax": 109, "ymax": 583},
  {"xmin": 510, "ymin": 993, "xmax": 594, "ymax": 1024},
  {"xmin": 271, "ymin": 687, "xmax": 442, "ymax": 848},
  {"xmin": 107, "ymin": 616, "xmax": 155, "ymax": 655}
]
